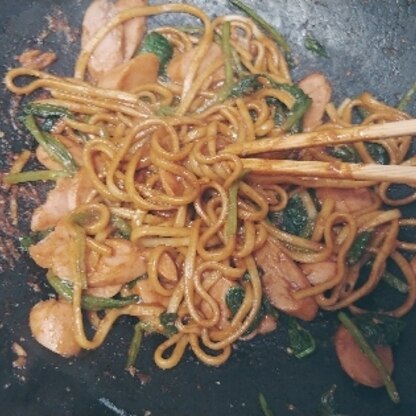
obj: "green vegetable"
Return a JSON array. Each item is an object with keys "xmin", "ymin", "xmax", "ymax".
[
  {"xmin": 23, "ymin": 114, "xmax": 78, "ymax": 174},
  {"xmin": 23, "ymin": 103, "xmax": 73, "ymax": 132},
  {"xmin": 156, "ymin": 105, "xmax": 177, "ymax": 117},
  {"xmin": 346, "ymin": 231, "xmax": 373, "ymax": 265},
  {"xmin": 218, "ymin": 21, "xmax": 234, "ymax": 101},
  {"xmin": 327, "ymin": 143, "xmax": 388, "ymax": 165},
  {"xmin": 229, "ymin": 75, "xmax": 262, "ymax": 98},
  {"xmin": 46, "ymin": 271, "xmax": 139, "ymax": 311},
  {"xmin": 225, "ymin": 180, "xmax": 239, "ymax": 238},
  {"xmin": 259, "ymin": 393, "xmax": 274, "ymax": 416},
  {"xmin": 268, "ymin": 192, "xmax": 315, "ymax": 238},
  {"xmin": 352, "ymin": 312, "xmax": 405, "ymax": 347},
  {"xmin": 318, "ymin": 384, "xmax": 348, "ymax": 416},
  {"xmin": 229, "ymin": 0, "xmax": 290, "ymax": 54},
  {"xmin": 338, "ymin": 311, "xmax": 400, "ymax": 404},
  {"xmin": 19, "ymin": 229, "xmax": 52, "ymax": 252},
  {"xmin": 137, "ymin": 32, "xmax": 173, "ymax": 74},
  {"xmin": 365, "ymin": 142, "xmax": 389, "ymax": 165},
  {"xmin": 4, "ymin": 169, "xmax": 71, "ymax": 184},
  {"xmin": 397, "ymin": 80, "xmax": 416, "ymax": 111},
  {"xmin": 125, "ymin": 322, "xmax": 143, "ymax": 368},
  {"xmin": 287, "ymin": 317, "xmax": 316, "ymax": 359},
  {"xmin": 266, "ymin": 80, "xmax": 312, "ymax": 132},
  {"xmin": 226, "ymin": 286, "xmax": 246, "ymax": 316},
  {"xmin": 304, "ymin": 35, "xmax": 328, "ymax": 58},
  {"xmin": 159, "ymin": 312, "xmax": 178, "ymax": 337},
  {"xmin": 225, "ymin": 285, "xmax": 278, "ymax": 334},
  {"xmin": 111, "ymin": 216, "xmax": 132, "ymax": 239},
  {"xmin": 327, "ymin": 145, "xmax": 361, "ymax": 163},
  {"xmin": 381, "ymin": 269, "xmax": 409, "ymax": 294}
]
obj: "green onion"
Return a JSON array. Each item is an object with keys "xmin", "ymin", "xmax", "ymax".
[
  {"xmin": 225, "ymin": 180, "xmax": 239, "ymax": 238},
  {"xmin": 338, "ymin": 311, "xmax": 400, "ymax": 404},
  {"xmin": 304, "ymin": 35, "xmax": 328, "ymax": 58},
  {"xmin": 229, "ymin": 0, "xmax": 290, "ymax": 54},
  {"xmin": 4, "ymin": 170, "xmax": 71, "ymax": 184},
  {"xmin": 287, "ymin": 317, "xmax": 316, "ymax": 359},
  {"xmin": 23, "ymin": 114, "xmax": 78, "ymax": 174},
  {"xmin": 46, "ymin": 271, "xmax": 139, "ymax": 311},
  {"xmin": 218, "ymin": 21, "xmax": 234, "ymax": 101},
  {"xmin": 381, "ymin": 269, "xmax": 409, "ymax": 294},
  {"xmin": 397, "ymin": 80, "xmax": 416, "ymax": 111},
  {"xmin": 259, "ymin": 393, "xmax": 274, "ymax": 416},
  {"xmin": 125, "ymin": 323, "xmax": 143, "ymax": 368}
]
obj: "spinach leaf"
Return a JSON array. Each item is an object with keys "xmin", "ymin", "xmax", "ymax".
[
  {"xmin": 346, "ymin": 231, "xmax": 373, "ymax": 266},
  {"xmin": 287, "ymin": 317, "xmax": 316, "ymax": 359},
  {"xmin": 229, "ymin": 75, "xmax": 262, "ymax": 98},
  {"xmin": 137, "ymin": 32, "xmax": 173, "ymax": 74},
  {"xmin": 365, "ymin": 142, "xmax": 389, "ymax": 165},
  {"xmin": 268, "ymin": 192, "xmax": 314, "ymax": 238},
  {"xmin": 352, "ymin": 313, "xmax": 406, "ymax": 347},
  {"xmin": 327, "ymin": 145, "xmax": 361, "ymax": 163},
  {"xmin": 159, "ymin": 312, "xmax": 178, "ymax": 337}
]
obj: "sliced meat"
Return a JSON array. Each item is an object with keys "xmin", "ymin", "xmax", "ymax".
[
  {"xmin": 316, "ymin": 187, "xmax": 374, "ymax": 214},
  {"xmin": 88, "ymin": 239, "xmax": 147, "ymax": 287},
  {"xmin": 334, "ymin": 325, "xmax": 394, "ymax": 387},
  {"xmin": 116, "ymin": 0, "xmax": 148, "ymax": 59},
  {"xmin": 254, "ymin": 238, "xmax": 318, "ymax": 321},
  {"xmin": 301, "ymin": 259, "xmax": 337, "ymax": 285},
  {"xmin": 81, "ymin": 0, "xmax": 148, "ymax": 81},
  {"xmin": 97, "ymin": 53, "xmax": 159, "ymax": 91},
  {"xmin": 298, "ymin": 72, "xmax": 332, "ymax": 131},
  {"xmin": 167, "ymin": 42, "xmax": 224, "ymax": 83},
  {"xmin": 30, "ymin": 222, "xmax": 147, "ymax": 288},
  {"xmin": 31, "ymin": 168, "xmax": 94, "ymax": 231},
  {"xmin": 132, "ymin": 278, "xmax": 169, "ymax": 307},
  {"xmin": 82, "ymin": 0, "xmax": 124, "ymax": 80},
  {"xmin": 29, "ymin": 299, "xmax": 81, "ymax": 357}
]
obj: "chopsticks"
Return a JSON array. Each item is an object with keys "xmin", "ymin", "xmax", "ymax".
[
  {"xmin": 241, "ymin": 159, "xmax": 416, "ymax": 186},
  {"xmin": 225, "ymin": 118, "xmax": 416, "ymax": 156},
  {"xmin": 223, "ymin": 118, "xmax": 416, "ymax": 185}
]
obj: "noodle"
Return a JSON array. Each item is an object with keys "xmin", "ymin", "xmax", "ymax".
[{"xmin": 4, "ymin": 1, "xmax": 416, "ymax": 376}]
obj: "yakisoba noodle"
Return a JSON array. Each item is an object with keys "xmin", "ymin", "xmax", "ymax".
[{"xmin": 4, "ymin": 1, "xmax": 416, "ymax": 370}]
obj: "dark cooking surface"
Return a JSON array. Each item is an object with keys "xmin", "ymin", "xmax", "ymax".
[{"xmin": 1, "ymin": 1, "xmax": 416, "ymax": 415}]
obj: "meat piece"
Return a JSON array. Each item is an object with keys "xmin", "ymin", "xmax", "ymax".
[
  {"xmin": 301, "ymin": 259, "xmax": 337, "ymax": 285},
  {"xmin": 81, "ymin": 0, "xmax": 148, "ymax": 81},
  {"xmin": 167, "ymin": 43, "xmax": 224, "ymax": 83},
  {"xmin": 316, "ymin": 187, "xmax": 374, "ymax": 214},
  {"xmin": 36, "ymin": 136, "xmax": 83, "ymax": 171},
  {"xmin": 132, "ymin": 278, "xmax": 169, "ymax": 307},
  {"xmin": 30, "ymin": 222, "xmax": 147, "ymax": 288},
  {"xmin": 116, "ymin": 0, "xmax": 148, "ymax": 59},
  {"xmin": 97, "ymin": 53, "xmax": 159, "ymax": 91},
  {"xmin": 31, "ymin": 168, "xmax": 94, "ymax": 231},
  {"xmin": 254, "ymin": 238, "xmax": 318, "ymax": 321},
  {"xmin": 88, "ymin": 239, "xmax": 147, "ymax": 287},
  {"xmin": 18, "ymin": 49, "xmax": 57, "ymax": 70},
  {"xmin": 298, "ymin": 72, "xmax": 332, "ymax": 131},
  {"xmin": 334, "ymin": 325, "xmax": 394, "ymax": 387},
  {"xmin": 29, "ymin": 299, "xmax": 81, "ymax": 357}
]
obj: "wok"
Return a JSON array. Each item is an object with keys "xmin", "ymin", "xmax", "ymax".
[{"xmin": 0, "ymin": 1, "xmax": 415, "ymax": 415}]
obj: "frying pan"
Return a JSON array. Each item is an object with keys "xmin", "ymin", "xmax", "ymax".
[{"xmin": 1, "ymin": 1, "xmax": 415, "ymax": 415}]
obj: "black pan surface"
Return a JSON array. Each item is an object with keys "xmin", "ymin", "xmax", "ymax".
[{"xmin": 1, "ymin": 1, "xmax": 416, "ymax": 415}]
